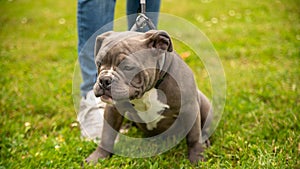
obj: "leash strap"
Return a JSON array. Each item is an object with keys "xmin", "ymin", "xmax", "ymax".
[{"xmin": 140, "ymin": 0, "xmax": 146, "ymax": 14}]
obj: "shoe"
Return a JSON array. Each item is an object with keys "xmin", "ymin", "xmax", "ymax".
[{"xmin": 77, "ymin": 90, "xmax": 106, "ymax": 143}]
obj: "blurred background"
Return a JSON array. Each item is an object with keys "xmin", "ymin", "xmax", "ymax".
[{"xmin": 0, "ymin": 0, "xmax": 299, "ymax": 168}]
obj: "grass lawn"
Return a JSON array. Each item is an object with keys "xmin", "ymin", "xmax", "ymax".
[{"xmin": 1, "ymin": 0, "xmax": 299, "ymax": 168}]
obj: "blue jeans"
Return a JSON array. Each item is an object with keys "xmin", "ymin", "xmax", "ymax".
[{"xmin": 77, "ymin": 0, "xmax": 161, "ymax": 97}]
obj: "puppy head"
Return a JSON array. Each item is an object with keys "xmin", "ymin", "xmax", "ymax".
[{"xmin": 93, "ymin": 30, "xmax": 173, "ymax": 104}]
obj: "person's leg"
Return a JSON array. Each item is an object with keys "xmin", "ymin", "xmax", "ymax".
[
  {"xmin": 126, "ymin": 0, "xmax": 161, "ymax": 30},
  {"xmin": 77, "ymin": 0, "xmax": 116, "ymax": 141},
  {"xmin": 78, "ymin": 0, "xmax": 116, "ymax": 97}
]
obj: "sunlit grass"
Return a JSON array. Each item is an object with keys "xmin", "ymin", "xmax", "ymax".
[{"xmin": 1, "ymin": 0, "xmax": 299, "ymax": 168}]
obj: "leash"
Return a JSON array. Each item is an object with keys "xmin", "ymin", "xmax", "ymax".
[{"xmin": 130, "ymin": 0, "xmax": 156, "ymax": 31}]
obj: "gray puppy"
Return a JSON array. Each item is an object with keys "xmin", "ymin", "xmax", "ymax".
[{"xmin": 86, "ymin": 30, "xmax": 212, "ymax": 164}]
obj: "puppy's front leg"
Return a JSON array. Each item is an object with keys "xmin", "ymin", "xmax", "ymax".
[{"xmin": 85, "ymin": 105, "xmax": 123, "ymax": 164}]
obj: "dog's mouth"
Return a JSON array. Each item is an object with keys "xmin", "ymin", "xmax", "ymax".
[
  {"xmin": 101, "ymin": 90, "xmax": 141, "ymax": 104},
  {"xmin": 99, "ymin": 90, "xmax": 113, "ymax": 104},
  {"xmin": 94, "ymin": 84, "xmax": 113, "ymax": 104},
  {"xmin": 94, "ymin": 80, "xmax": 143, "ymax": 104}
]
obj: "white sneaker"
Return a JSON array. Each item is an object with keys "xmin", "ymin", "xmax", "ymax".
[{"xmin": 77, "ymin": 90, "xmax": 106, "ymax": 143}]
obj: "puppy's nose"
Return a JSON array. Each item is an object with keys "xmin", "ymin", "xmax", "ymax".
[{"xmin": 99, "ymin": 76, "xmax": 112, "ymax": 90}]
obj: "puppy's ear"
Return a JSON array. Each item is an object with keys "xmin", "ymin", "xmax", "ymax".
[
  {"xmin": 146, "ymin": 30, "xmax": 173, "ymax": 52},
  {"xmin": 94, "ymin": 31, "xmax": 113, "ymax": 58}
]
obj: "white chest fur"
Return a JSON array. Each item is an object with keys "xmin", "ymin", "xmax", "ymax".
[{"xmin": 130, "ymin": 89, "xmax": 169, "ymax": 130}]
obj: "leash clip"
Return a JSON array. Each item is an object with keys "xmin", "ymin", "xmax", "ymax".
[
  {"xmin": 130, "ymin": 0, "xmax": 156, "ymax": 31},
  {"xmin": 130, "ymin": 13, "xmax": 156, "ymax": 31}
]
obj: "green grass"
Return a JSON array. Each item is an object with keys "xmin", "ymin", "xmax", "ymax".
[{"xmin": 1, "ymin": 0, "xmax": 299, "ymax": 168}]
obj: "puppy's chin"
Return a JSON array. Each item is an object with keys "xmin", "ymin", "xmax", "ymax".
[{"xmin": 100, "ymin": 95, "xmax": 113, "ymax": 104}]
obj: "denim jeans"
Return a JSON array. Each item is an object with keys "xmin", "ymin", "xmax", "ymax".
[{"xmin": 77, "ymin": 0, "xmax": 161, "ymax": 97}]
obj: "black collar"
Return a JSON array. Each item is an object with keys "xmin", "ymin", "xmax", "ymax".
[
  {"xmin": 154, "ymin": 53, "xmax": 167, "ymax": 89},
  {"xmin": 154, "ymin": 71, "xmax": 167, "ymax": 89}
]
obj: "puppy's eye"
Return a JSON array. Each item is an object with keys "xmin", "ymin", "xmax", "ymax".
[
  {"xmin": 123, "ymin": 65, "xmax": 134, "ymax": 71},
  {"xmin": 96, "ymin": 61, "xmax": 101, "ymax": 68}
]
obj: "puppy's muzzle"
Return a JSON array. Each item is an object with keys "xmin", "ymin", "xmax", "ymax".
[{"xmin": 94, "ymin": 75, "xmax": 113, "ymax": 98}]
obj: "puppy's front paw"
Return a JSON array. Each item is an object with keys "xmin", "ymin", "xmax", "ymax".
[
  {"xmin": 188, "ymin": 152, "xmax": 204, "ymax": 164},
  {"xmin": 85, "ymin": 147, "xmax": 111, "ymax": 165},
  {"xmin": 188, "ymin": 144, "xmax": 205, "ymax": 164}
]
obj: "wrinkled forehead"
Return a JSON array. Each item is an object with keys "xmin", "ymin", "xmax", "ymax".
[
  {"xmin": 102, "ymin": 31, "xmax": 145, "ymax": 51},
  {"xmin": 97, "ymin": 32, "xmax": 148, "ymax": 66}
]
